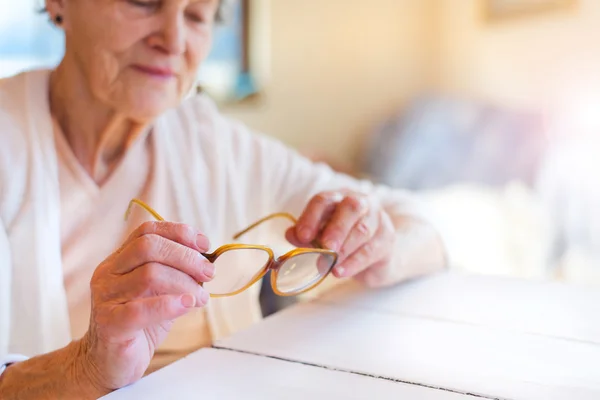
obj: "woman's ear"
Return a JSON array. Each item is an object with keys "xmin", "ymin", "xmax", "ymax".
[{"xmin": 45, "ymin": 0, "xmax": 67, "ymax": 27}]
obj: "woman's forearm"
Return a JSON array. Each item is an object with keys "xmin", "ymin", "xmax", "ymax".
[{"xmin": 0, "ymin": 339, "xmax": 109, "ymax": 400}]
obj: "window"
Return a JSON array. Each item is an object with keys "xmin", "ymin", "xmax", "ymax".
[{"xmin": 0, "ymin": 2, "xmax": 63, "ymax": 79}]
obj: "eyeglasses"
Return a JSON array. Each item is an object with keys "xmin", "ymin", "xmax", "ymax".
[{"xmin": 125, "ymin": 199, "xmax": 339, "ymax": 298}]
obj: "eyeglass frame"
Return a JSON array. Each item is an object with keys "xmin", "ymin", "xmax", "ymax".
[{"xmin": 125, "ymin": 199, "xmax": 339, "ymax": 298}]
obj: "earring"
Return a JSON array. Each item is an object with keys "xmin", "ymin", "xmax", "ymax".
[{"xmin": 54, "ymin": 15, "xmax": 63, "ymax": 25}]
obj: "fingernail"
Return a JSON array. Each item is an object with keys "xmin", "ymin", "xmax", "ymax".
[
  {"xmin": 181, "ymin": 293, "xmax": 196, "ymax": 308},
  {"xmin": 335, "ymin": 266, "xmax": 346, "ymax": 277},
  {"xmin": 204, "ymin": 263, "xmax": 215, "ymax": 279},
  {"xmin": 200, "ymin": 290, "xmax": 210, "ymax": 305},
  {"xmin": 196, "ymin": 234, "xmax": 210, "ymax": 251}
]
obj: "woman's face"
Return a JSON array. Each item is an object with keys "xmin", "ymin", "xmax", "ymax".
[{"xmin": 51, "ymin": 0, "xmax": 219, "ymax": 120}]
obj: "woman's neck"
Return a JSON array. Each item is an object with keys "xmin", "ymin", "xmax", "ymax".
[{"xmin": 49, "ymin": 62, "xmax": 149, "ymax": 185}]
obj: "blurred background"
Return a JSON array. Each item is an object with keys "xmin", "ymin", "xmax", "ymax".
[{"xmin": 2, "ymin": 0, "xmax": 600, "ymax": 293}]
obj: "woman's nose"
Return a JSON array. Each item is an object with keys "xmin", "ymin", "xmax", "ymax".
[{"xmin": 148, "ymin": 12, "xmax": 186, "ymax": 55}]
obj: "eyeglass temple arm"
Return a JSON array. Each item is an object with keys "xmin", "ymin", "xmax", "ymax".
[
  {"xmin": 126, "ymin": 201, "xmax": 325, "ymax": 250},
  {"xmin": 232, "ymin": 212, "xmax": 323, "ymax": 249},
  {"xmin": 125, "ymin": 199, "xmax": 166, "ymax": 222}
]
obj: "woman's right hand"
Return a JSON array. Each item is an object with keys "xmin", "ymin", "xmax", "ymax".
[{"xmin": 78, "ymin": 221, "xmax": 214, "ymax": 394}]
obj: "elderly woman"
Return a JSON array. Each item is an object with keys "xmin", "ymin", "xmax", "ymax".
[{"xmin": 0, "ymin": 0, "xmax": 446, "ymax": 398}]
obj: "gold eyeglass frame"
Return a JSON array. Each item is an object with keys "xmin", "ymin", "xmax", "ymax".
[{"xmin": 125, "ymin": 199, "xmax": 339, "ymax": 298}]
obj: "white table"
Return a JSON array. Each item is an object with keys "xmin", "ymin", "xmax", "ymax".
[
  {"xmin": 103, "ymin": 273, "xmax": 600, "ymax": 399},
  {"xmin": 103, "ymin": 348, "xmax": 473, "ymax": 399}
]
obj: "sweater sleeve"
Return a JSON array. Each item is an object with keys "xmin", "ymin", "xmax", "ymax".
[
  {"xmin": 233, "ymin": 127, "xmax": 430, "ymax": 222},
  {"xmin": 0, "ymin": 219, "xmax": 18, "ymax": 372},
  {"xmin": 224, "ymin": 126, "xmax": 448, "ymax": 288},
  {"xmin": 186, "ymin": 93, "xmax": 430, "ymax": 224}
]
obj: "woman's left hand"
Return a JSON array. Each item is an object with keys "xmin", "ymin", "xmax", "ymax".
[{"xmin": 286, "ymin": 190, "xmax": 397, "ymax": 285}]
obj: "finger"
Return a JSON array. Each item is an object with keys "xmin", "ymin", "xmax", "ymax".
[
  {"xmin": 113, "ymin": 234, "xmax": 215, "ymax": 284},
  {"xmin": 337, "ymin": 209, "xmax": 380, "ymax": 264},
  {"xmin": 316, "ymin": 253, "xmax": 337, "ymax": 276},
  {"xmin": 102, "ymin": 293, "xmax": 209, "ymax": 331},
  {"xmin": 294, "ymin": 191, "xmax": 344, "ymax": 244},
  {"xmin": 319, "ymin": 195, "xmax": 369, "ymax": 252},
  {"xmin": 118, "ymin": 221, "xmax": 210, "ymax": 254},
  {"xmin": 285, "ymin": 227, "xmax": 315, "ymax": 248},
  {"xmin": 285, "ymin": 227, "xmax": 302, "ymax": 247},
  {"xmin": 334, "ymin": 241, "xmax": 380, "ymax": 278},
  {"xmin": 98, "ymin": 262, "xmax": 208, "ymax": 305},
  {"xmin": 334, "ymin": 212, "xmax": 394, "ymax": 278}
]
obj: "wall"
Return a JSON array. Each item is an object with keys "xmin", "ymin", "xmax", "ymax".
[
  {"xmin": 223, "ymin": 0, "xmax": 436, "ymax": 168},
  {"xmin": 222, "ymin": 0, "xmax": 600, "ymax": 166},
  {"xmin": 435, "ymin": 0, "xmax": 600, "ymax": 112}
]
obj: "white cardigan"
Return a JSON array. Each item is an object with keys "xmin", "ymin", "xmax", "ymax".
[{"xmin": 0, "ymin": 70, "xmax": 426, "ymax": 368}]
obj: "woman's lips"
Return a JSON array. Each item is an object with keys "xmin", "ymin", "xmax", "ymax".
[{"xmin": 131, "ymin": 64, "xmax": 176, "ymax": 79}]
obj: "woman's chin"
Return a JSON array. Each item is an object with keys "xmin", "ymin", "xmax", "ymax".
[{"xmin": 123, "ymin": 91, "xmax": 181, "ymax": 122}]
